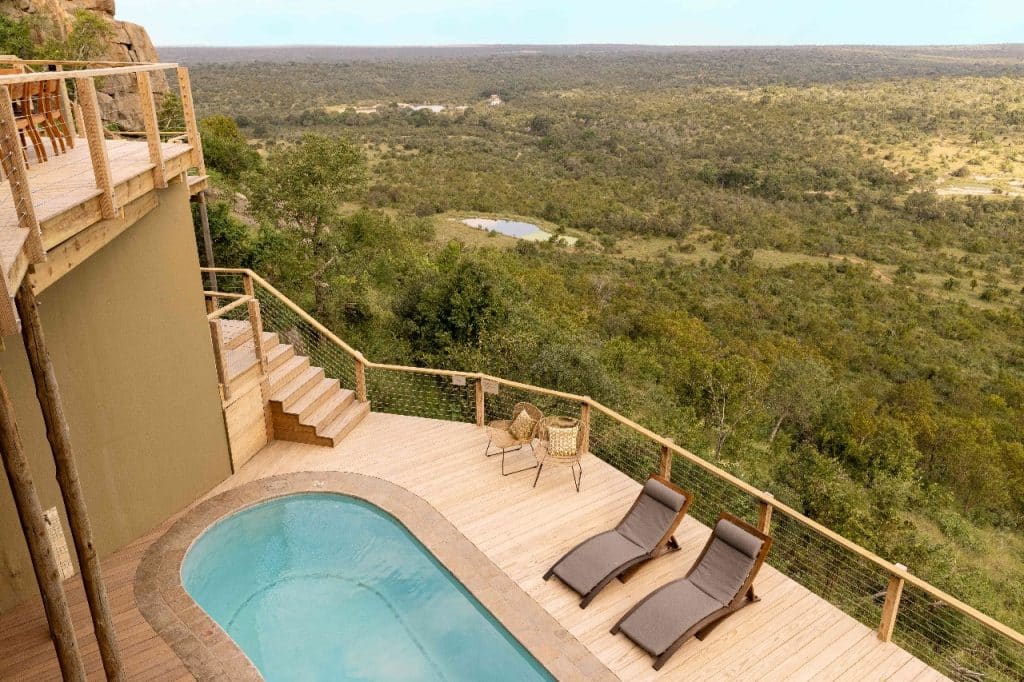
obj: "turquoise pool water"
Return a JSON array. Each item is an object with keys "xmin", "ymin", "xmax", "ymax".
[{"xmin": 181, "ymin": 493, "xmax": 553, "ymax": 681}]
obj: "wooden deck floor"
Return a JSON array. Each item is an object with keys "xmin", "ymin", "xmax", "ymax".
[
  {"xmin": 0, "ymin": 139, "xmax": 191, "ymax": 231},
  {"xmin": 0, "ymin": 412, "xmax": 946, "ymax": 680}
]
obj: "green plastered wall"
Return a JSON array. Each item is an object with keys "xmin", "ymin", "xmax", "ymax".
[{"xmin": 0, "ymin": 180, "xmax": 232, "ymax": 612}]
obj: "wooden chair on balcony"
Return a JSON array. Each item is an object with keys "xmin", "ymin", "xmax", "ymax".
[
  {"xmin": 484, "ymin": 401, "xmax": 543, "ymax": 476},
  {"xmin": 39, "ymin": 79, "xmax": 72, "ymax": 154},
  {"xmin": 9, "ymin": 82, "xmax": 48, "ymax": 164}
]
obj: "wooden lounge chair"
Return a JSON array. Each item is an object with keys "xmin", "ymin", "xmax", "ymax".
[
  {"xmin": 610, "ymin": 512, "xmax": 772, "ymax": 670},
  {"xmin": 543, "ymin": 474, "xmax": 693, "ymax": 608},
  {"xmin": 483, "ymin": 401, "xmax": 543, "ymax": 475}
]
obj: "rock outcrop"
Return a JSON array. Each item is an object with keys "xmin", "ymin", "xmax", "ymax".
[{"xmin": 1, "ymin": 0, "xmax": 167, "ymax": 130}]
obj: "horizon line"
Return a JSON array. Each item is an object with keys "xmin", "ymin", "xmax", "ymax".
[{"xmin": 156, "ymin": 41, "xmax": 1024, "ymax": 49}]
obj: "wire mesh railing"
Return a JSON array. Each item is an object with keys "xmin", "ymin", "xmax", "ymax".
[{"xmin": 202, "ymin": 267, "xmax": 1024, "ymax": 680}]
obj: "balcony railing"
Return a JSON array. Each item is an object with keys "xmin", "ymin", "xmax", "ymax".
[
  {"xmin": 0, "ymin": 59, "xmax": 206, "ymax": 335},
  {"xmin": 202, "ymin": 266, "xmax": 1024, "ymax": 681}
]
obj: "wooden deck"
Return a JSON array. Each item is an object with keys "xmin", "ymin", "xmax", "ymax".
[{"xmin": 0, "ymin": 412, "xmax": 946, "ymax": 680}]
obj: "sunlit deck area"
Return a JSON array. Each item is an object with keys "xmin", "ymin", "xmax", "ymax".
[{"xmin": 0, "ymin": 411, "xmax": 946, "ymax": 680}]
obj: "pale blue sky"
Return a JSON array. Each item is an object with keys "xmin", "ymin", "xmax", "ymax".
[{"xmin": 118, "ymin": 1, "xmax": 1022, "ymax": 47}]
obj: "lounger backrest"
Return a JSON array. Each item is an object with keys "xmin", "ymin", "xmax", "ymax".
[
  {"xmin": 617, "ymin": 479, "xmax": 688, "ymax": 552},
  {"xmin": 687, "ymin": 519, "xmax": 764, "ymax": 604}
]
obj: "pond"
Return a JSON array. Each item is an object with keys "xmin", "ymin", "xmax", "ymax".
[{"xmin": 461, "ymin": 218, "xmax": 577, "ymax": 245}]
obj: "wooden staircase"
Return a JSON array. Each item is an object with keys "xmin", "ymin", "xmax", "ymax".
[{"xmin": 218, "ymin": 320, "xmax": 369, "ymax": 447}]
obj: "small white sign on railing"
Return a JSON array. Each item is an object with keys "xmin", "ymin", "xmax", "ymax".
[
  {"xmin": 451, "ymin": 375, "xmax": 467, "ymax": 387},
  {"xmin": 43, "ymin": 507, "xmax": 75, "ymax": 580},
  {"xmin": 482, "ymin": 379, "xmax": 500, "ymax": 395}
]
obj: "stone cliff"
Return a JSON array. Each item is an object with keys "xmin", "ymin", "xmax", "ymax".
[{"xmin": 1, "ymin": 0, "xmax": 167, "ymax": 130}]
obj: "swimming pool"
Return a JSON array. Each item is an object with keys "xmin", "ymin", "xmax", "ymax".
[{"xmin": 181, "ymin": 493, "xmax": 553, "ymax": 681}]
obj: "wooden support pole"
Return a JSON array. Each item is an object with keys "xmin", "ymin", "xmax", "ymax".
[
  {"xmin": 74, "ymin": 77, "xmax": 116, "ymax": 219},
  {"xmin": 176, "ymin": 66, "xmax": 206, "ymax": 176},
  {"xmin": 200, "ymin": 193, "xmax": 218, "ymax": 295},
  {"xmin": 209, "ymin": 319, "xmax": 230, "ymax": 401},
  {"xmin": 474, "ymin": 378, "xmax": 485, "ymax": 427},
  {"xmin": 247, "ymin": 299, "xmax": 266, "ymax": 373},
  {"xmin": 757, "ymin": 492, "xmax": 775, "ymax": 535},
  {"xmin": 0, "ymin": 84, "xmax": 44, "ymax": 263},
  {"xmin": 135, "ymin": 71, "xmax": 165, "ymax": 188},
  {"xmin": 354, "ymin": 356, "xmax": 367, "ymax": 403},
  {"xmin": 579, "ymin": 400, "xmax": 591, "ymax": 454},
  {"xmin": 15, "ymin": 282, "xmax": 124, "ymax": 681},
  {"xmin": 878, "ymin": 563, "xmax": 907, "ymax": 642},
  {"xmin": 659, "ymin": 439, "xmax": 673, "ymax": 479},
  {"xmin": 0, "ymin": 371, "xmax": 86, "ymax": 681}
]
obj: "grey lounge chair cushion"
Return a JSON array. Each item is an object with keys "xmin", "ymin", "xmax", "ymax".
[
  {"xmin": 617, "ymin": 579, "xmax": 722, "ymax": 656},
  {"xmin": 688, "ymin": 536, "xmax": 757, "ymax": 604},
  {"xmin": 617, "ymin": 492, "xmax": 679, "ymax": 552},
  {"xmin": 642, "ymin": 478, "xmax": 688, "ymax": 512},
  {"xmin": 712, "ymin": 518, "xmax": 763, "ymax": 558},
  {"xmin": 553, "ymin": 530, "xmax": 646, "ymax": 595}
]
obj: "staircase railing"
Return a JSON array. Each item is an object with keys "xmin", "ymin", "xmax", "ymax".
[
  {"xmin": 204, "ymin": 281, "xmax": 266, "ymax": 402},
  {"xmin": 201, "ymin": 266, "xmax": 1024, "ymax": 681}
]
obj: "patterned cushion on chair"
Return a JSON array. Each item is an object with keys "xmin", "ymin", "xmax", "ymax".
[
  {"xmin": 547, "ymin": 425, "xmax": 579, "ymax": 459},
  {"xmin": 508, "ymin": 409, "xmax": 537, "ymax": 441}
]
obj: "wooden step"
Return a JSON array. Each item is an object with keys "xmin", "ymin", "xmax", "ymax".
[
  {"xmin": 293, "ymin": 378, "xmax": 341, "ymax": 422},
  {"xmin": 268, "ymin": 355, "xmax": 309, "ymax": 392},
  {"xmin": 266, "ymin": 342, "xmax": 294, "ymax": 371},
  {"xmin": 320, "ymin": 401, "xmax": 371, "ymax": 444},
  {"xmin": 219, "ymin": 319, "xmax": 253, "ymax": 350},
  {"xmin": 260, "ymin": 331, "xmax": 279, "ymax": 351},
  {"xmin": 306, "ymin": 388, "xmax": 355, "ymax": 430},
  {"xmin": 272, "ymin": 366, "xmax": 324, "ymax": 410}
]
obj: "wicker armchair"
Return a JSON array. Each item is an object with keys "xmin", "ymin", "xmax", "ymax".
[
  {"xmin": 534, "ymin": 415, "xmax": 584, "ymax": 492},
  {"xmin": 484, "ymin": 401, "xmax": 543, "ymax": 476}
]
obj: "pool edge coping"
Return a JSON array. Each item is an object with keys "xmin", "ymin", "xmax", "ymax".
[{"xmin": 134, "ymin": 471, "xmax": 616, "ymax": 681}]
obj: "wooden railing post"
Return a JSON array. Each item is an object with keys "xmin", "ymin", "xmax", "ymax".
[
  {"xmin": 209, "ymin": 318, "xmax": 230, "ymax": 401},
  {"xmin": 135, "ymin": 70, "xmax": 165, "ymax": 188},
  {"xmin": 579, "ymin": 400, "xmax": 591, "ymax": 454},
  {"xmin": 0, "ymin": 84, "xmax": 43, "ymax": 262},
  {"xmin": 475, "ymin": 377, "xmax": 485, "ymax": 427},
  {"xmin": 878, "ymin": 564, "xmax": 907, "ymax": 642},
  {"xmin": 354, "ymin": 355, "xmax": 367, "ymax": 403},
  {"xmin": 55, "ymin": 66, "xmax": 76, "ymax": 144},
  {"xmin": 247, "ymin": 298, "xmax": 265, "ymax": 373},
  {"xmin": 176, "ymin": 66, "xmax": 206, "ymax": 176},
  {"xmin": 74, "ymin": 77, "xmax": 116, "ymax": 219},
  {"xmin": 757, "ymin": 492, "xmax": 775, "ymax": 534},
  {"xmin": 659, "ymin": 439, "xmax": 673, "ymax": 479}
]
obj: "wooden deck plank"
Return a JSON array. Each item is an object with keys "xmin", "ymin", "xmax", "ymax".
[{"xmin": 0, "ymin": 412, "xmax": 946, "ymax": 680}]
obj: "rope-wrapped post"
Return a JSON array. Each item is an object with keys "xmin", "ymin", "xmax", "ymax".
[
  {"xmin": 659, "ymin": 439, "xmax": 673, "ymax": 479},
  {"xmin": 757, "ymin": 492, "xmax": 775, "ymax": 534},
  {"xmin": 208, "ymin": 319, "xmax": 230, "ymax": 401},
  {"xmin": 579, "ymin": 399, "xmax": 591, "ymax": 454},
  {"xmin": 354, "ymin": 356, "xmax": 367, "ymax": 403},
  {"xmin": 878, "ymin": 563, "xmax": 907, "ymax": 642},
  {"xmin": 247, "ymin": 298, "xmax": 266, "ymax": 373},
  {"xmin": 475, "ymin": 377, "xmax": 485, "ymax": 426}
]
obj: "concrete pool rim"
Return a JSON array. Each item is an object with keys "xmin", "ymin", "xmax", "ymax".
[{"xmin": 134, "ymin": 471, "xmax": 614, "ymax": 680}]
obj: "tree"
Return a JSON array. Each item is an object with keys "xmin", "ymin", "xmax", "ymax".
[
  {"xmin": 199, "ymin": 115, "xmax": 260, "ymax": 179},
  {"xmin": 41, "ymin": 10, "xmax": 112, "ymax": 62},
  {"xmin": 765, "ymin": 352, "xmax": 834, "ymax": 443},
  {"xmin": 697, "ymin": 353, "xmax": 767, "ymax": 458},
  {"xmin": 246, "ymin": 134, "xmax": 366, "ymax": 319},
  {"xmin": 0, "ymin": 16, "xmax": 36, "ymax": 58}
]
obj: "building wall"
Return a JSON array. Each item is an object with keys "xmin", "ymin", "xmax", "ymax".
[{"xmin": 0, "ymin": 180, "xmax": 232, "ymax": 612}]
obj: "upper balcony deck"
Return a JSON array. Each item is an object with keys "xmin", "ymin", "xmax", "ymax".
[{"xmin": 0, "ymin": 60, "xmax": 207, "ymax": 336}]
